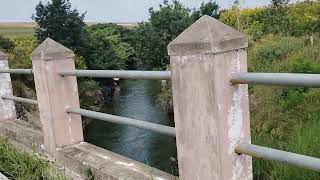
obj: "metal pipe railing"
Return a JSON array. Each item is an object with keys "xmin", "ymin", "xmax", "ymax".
[
  {"xmin": 0, "ymin": 69, "xmax": 33, "ymax": 75},
  {"xmin": 235, "ymin": 143, "xmax": 320, "ymax": 172},
  {"xmin": 66, "ymin": 107, "xmax": 176, "ymax": 137},
  {"xmin": 59, "ymin": 70, "xmax": 171, "ymax": 80},
  {"xmin": 2, "ymin": 95, "xmax": 38, "ymax": 105},
  {"xmin": 231, "ymin": 73, "xmax": 320, "ymax": 87}
]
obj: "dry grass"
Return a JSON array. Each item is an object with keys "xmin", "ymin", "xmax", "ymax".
[{"xmin": 0, "ymin": 23, "xmax": 35, "ymax": 39}]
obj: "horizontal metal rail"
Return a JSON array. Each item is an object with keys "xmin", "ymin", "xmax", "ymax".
[
  {"xmin": 231, "ymin": 73, "xmax": 320, "ymax": 87},
  {"xmin": 235, "ymin": 143, "xmax": 320, "ymax": 172},
  {"xmin": 59, "ymin": 70, "xmax": 171, "ymax": 80},
  {"xmin": 0, "ymin": 69, "xmax": 33, "ymax": 75},
  {"xmin": 2, "ymin": 95, "xmax": 38, "ymax": 105},
  {"xmin": 66, "ymin": 107, "xmax": 176, "ymax": 136}
]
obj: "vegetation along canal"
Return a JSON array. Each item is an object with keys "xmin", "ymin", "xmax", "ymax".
[{"xmin": 84, "ymin": 79, "xmax": 178, "ymax": 175}]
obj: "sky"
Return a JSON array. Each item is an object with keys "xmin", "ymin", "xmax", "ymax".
[{"xmin": 0, "ymin": 0, "xmax": 299, "ymax": 22}]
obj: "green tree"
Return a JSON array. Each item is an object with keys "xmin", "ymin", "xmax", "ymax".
[
  {"xmin": 82, "ymin": 24, "xmax": 134, "ymax": 70},
  {"xmin": 272, "ymin": 0, "xmax": 289, "ymax": 7},
  {"xmin": 191, "ymin": 0, "xmax": 220, "ymax": 21},
  {"xmin": 260, "ymin": 0, "xmax": 290, "ymax": 35},
  {"xmin": 136, "ymin": 0, "xmax": 193, "ymax": 69},
  {"xmin": 32, "ymin": 0, "xmax": 86, "ymax": 53}
]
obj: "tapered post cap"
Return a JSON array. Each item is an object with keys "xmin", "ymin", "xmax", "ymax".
[
  {"xmin": 168, "ymin": 15, "xmax": 248, "ymax": 56},
  {"xmin": 31, "ymin": 38, "xmax": 74, "ymax": 60}
]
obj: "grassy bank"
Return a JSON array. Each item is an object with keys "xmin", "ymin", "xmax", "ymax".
[
  {"xmin": 0, "ymin": 136, "xmax": 66, "ymax": 180},
  {"xmin": 249, "ymin": 34, "xmax": 320, "ymax": 179}
]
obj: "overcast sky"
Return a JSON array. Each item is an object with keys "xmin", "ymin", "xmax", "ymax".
[{"xmin": 0, "ymin": 0, "xmax": 299, "ymax": 22}]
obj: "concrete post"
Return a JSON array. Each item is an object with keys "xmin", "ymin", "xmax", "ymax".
[
  {"xmin": 31, "ymin": 38, "xmax": 83, "ymax": 154},
  {"xmin": 0, "ymin": 51, "xmax": 16, "ymax": 122},
  {"xmin": 168, "ymin": 15, "xmax": 252, "ymax": 180}
]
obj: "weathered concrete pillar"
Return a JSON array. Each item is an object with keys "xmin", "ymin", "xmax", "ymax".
[
  {"xmin": 0, "ymin": 51, "xmax": 16, "ymax": 122},
  {"xmin": 168, "ymin": 15, "xmax": 252, "ymax": 180},
  {"xmin": 31, "ymin": 38, "xmax": 83, "ymax": 154}
]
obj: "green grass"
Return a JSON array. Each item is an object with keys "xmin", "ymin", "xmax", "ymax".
[
  {"xmin": 0, "ymin": 136, "xmax": 66, "ymax": 180},
  {"xmin": 249, "ymin": 34, "xmax": 320, "ymax": 179}
]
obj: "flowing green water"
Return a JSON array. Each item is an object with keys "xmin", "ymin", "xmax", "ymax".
[{"xmin": 84, "ymin": 80, "xmax": 178, "ymax": 175}]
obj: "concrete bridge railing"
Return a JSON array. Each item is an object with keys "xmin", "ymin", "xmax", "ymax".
[{"xmin": 0, "ymin": 15, "xmax": 320, "ymax": 179}]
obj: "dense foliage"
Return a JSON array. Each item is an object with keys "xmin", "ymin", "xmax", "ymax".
[
  {"xmin": 32, "ymin": 0, "xmax": 86, "ymax": 53},
  {"xmin": 133, "ymin": 0, "xmax": 221, "ymax": 70},
  {"xmin": 0, "ymin": 35, "xmax": 14, "ymax": 51},
  {"xmin": 9, "ymin": 37, "xmax": 37, "ymax": 69},
  {"xmin": 191, "ymin": 0, "xmax": 220, "ymax": 21},
  {"xmin": 82, "ymin": 24, "xmax": 134, "ymax": 70},
  {"xmin": 133, "ymin": 0, "xmax": 193, "ymax": 69},
  {"xmin": 220, "ymin": 0, "xmax": 320, "ymax": 40}
]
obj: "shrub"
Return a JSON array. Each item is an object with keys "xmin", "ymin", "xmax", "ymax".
[
  {"xmin": 249, "ymin": 36, "xmax": 304, "ymax": 71},
  {"xmin": 280, "ymin": 58, "xmax": 320, "ymax": 109},
  {"xmin": 0, "ymin": 35, "xmax": 14, "ymax": 51},
  {"xmin": 246, "ymin": 21, "xmax": 264, "ymax": 41},
  {"xmin": 220, "ymin": 8, "xmax": 264, "ymax": 31},
  {"xmin": 280, "ymin": 88, "xmax": 307, "ymax": 109},
  {"xmin": 288, "ymin": 58, "xmax": 320, "ymax": 74},
  {"xmin": 9, "ymin": 37, "xmax": 38, "ymax": 69},
  {"xmin": 75, "ymin": 54, "xmax": 88, "ymax": 70},
  {"xmin": 8, "ymin": 37, "xmax": 38, "ymax": 98}
]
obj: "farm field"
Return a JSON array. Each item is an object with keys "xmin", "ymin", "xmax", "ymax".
[
  {"xmin": 0, "ymin": 22, "xmax": 35, "ymax": 39},
  {"xmin": 0, "ymin": 22, "xmax": 137, "ymax": 39}
]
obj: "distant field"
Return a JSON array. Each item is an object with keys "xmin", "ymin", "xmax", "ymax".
[
  {"xmin": 0, "ymin": 27, "xmax": 35, "ymax": 39},
  {"xmin": 0, "ymin": 22, "xmax": 138, "ymax": 39},
  {"xmin": 0, "ymin": 22, "xmax": 35, "ymax": 39}
]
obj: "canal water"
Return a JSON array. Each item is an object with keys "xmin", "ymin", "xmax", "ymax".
[{"xmin": 84, "ymin": 80, "xmax": 178, "ymax": 175}]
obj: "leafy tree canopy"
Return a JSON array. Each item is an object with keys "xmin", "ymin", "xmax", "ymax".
[
  {"xmin": 191, "ymin": 0, "xmax": 220, "ymax": 21},
  {"xmin": 272, "ymin": 0, "xmax": 290, "ymax": 8},
  {"xmin": 82, "ymin": 24, "xmax": 134, "ymax": 70},
  {"xmin": 136, "ymin": 0, "xmax": 193, "ymax": 69},
  {"xmin": 32, "ymin": 0, "xmax": 86, "ymax": 53}
]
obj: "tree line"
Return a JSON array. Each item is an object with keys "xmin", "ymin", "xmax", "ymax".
[
  {"xmin": 1, "ymin": 0, "xmax": 319, "ymax": 112},
  {"xmin": 1, "ymin": 0, "xmax": 319, "ymax": 72},
  {"xmin": 31, "ymin": 0, "xmax": 221, "ymax": 71}
]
